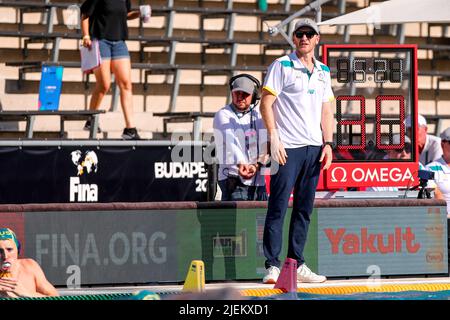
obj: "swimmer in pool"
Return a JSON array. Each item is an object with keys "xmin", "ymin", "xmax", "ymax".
[{"xmin": 0, "ymin": 228, "xmax": 59, "ymax": 297}]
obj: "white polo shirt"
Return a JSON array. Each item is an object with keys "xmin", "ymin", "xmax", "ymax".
[
  {"xmin": 421, "ymin": 134, "xmax": 443, "ymax": 165},
  {"xmin": 213, "ymin": 104, "xmax": 267, "ymax": 186},
  {"xmin": 426, "ymin": 157, "xmax": 450, "ymax": 214},
  {"xmin": 263, "ymin": 52, "xmax": 334, "ymax": 148}
]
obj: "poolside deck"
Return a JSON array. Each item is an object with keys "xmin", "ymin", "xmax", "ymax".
[{"xmin": 58, "ymin": 276, "xmax": 450, "ymax": 298}]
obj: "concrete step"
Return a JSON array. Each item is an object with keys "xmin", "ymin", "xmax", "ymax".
[
  {"xmin": 0, "ymin": 109, "xmax": 218, "ymax": 140},
  {"xmin": 2, "ymin": 47, "xmax": 450, "ymax": 75},
  {"xmin": 0, "ymin": 21, "xmax": 448, "ymax": 47},
  {"xmin": 5, "ymin": 78, "xmax": 450, "ymax": 102}
]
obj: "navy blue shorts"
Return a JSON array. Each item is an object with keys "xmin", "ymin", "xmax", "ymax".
[{"xmin": 98, "ymin": 39, "xmax": 130, "ymax": 60}]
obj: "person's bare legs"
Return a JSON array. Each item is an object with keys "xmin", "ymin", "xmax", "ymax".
[
  {"xmin": 111, "ymin": 58, "xmax": 135, "ymax": 129},
  {"xmin": 90, "ymin": 59, "xmax": 112, "ymax": 111}
]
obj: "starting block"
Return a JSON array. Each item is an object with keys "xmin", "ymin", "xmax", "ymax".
[
  {"xmin": 182, "ymin": 260, "xmax": 205, "ymax": 293},
  {"xmin": 274, "ymin": 258, "xmax": 297, "ymax": 293}
]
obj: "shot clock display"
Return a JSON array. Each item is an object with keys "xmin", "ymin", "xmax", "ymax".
[{"xmin": 321, "ymin": 45, "xmax": 419, "ymax": 188}]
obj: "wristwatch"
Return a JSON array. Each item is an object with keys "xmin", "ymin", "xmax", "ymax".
[{"xmin": 324, "ymin": 141, "xmax": 335, "ymax": 148}]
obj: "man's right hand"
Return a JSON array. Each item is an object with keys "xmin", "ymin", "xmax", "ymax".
[
  {"xmin": 238, "ymin": 164, "xmax": 257, "ymax": 179},
  {"xmin": 82, "ymin": 36, "xmax": 92, "ymax": 48},
  {"xmin": 270, "ymin": 133, "xmax": 287, "ymax": 165}
]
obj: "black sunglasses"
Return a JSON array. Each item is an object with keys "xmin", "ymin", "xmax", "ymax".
[
  {"xmin": 294, "ymin": 31, "xmax": 317, "ymax": 39},
  {"xmin": 394, "ymin": 143, "xmax": 412, "ymax": 153}
]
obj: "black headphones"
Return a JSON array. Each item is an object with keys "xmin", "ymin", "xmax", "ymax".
[{"xmin": 228, "ymin": 74, "xmax": 261, "ymax": 106}]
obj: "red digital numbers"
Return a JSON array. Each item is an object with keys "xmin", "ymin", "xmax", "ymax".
[
  {"xmin": 336, "ymin": 96, "xmax": 366, "ymax": 150},
  {"xmin": 336, "ymin": 95, "xmax": 405, "ymax": 151},
  {"xmin": 375, "ymin": 95, "xmax": 405, "ymax": 150}
]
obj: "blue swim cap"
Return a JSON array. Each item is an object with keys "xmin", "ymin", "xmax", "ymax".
[{"xmin": 0, "ymin": 228, "xmax": 21, "ymax": 254}]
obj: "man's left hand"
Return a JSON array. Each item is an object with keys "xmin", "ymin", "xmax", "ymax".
[
  {"xmin": 0, "ymin": 277, "xmax": 31, "ymax": 298},
  {"xmin": 320, "ymin": 145, "xmax": 333, "ymax": 170}
]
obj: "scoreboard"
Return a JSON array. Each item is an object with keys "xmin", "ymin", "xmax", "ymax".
[{"xmin": 319, "ymin": 44, "xmax": 419, "ymax": 189}]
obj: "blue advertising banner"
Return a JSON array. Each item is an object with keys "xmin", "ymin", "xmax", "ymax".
[{"xmin": 38, "ymin": 65, "xmax": 64, "ymax": 111}]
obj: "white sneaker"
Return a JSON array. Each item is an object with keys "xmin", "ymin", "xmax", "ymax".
[
  {"xmin": 297, "ymin": 264, "xmax": 326, "ymax": 283},
  {"xmin": 262, "ymin": 266, "xmax": 280, "ymax": 284}
]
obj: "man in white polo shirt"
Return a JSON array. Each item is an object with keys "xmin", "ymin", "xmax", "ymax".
[
  {"xmin": 426, "ymin": 127, "xmax": 450, "ymax": 214},
  {"xmin": 260, "ymin": 18, "xmax": 334, "ymax": 284},
  {"xmin": 213, "ymin": 74, "xmax": 268, "ymax": 201}
]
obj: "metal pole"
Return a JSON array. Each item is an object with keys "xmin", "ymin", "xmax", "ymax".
[
  {"xmin": 337, "ymin": 0, "xmax": 346, "ymax": 34},
  {"xmin": 110, "ymin": 74, "xmax": 119, "ymax": 112}
]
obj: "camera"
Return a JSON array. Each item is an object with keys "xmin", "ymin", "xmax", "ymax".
[
  {"xmin": 416, "ymin": 170, "xmax": 435, "ymax": 199},
  {"xmin": 418, "ymin": 170, "xmax": 435, "ymax": 181}
]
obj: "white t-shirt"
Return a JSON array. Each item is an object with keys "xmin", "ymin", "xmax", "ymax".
[
  {"xmin": 263, "ymin": 52, "xmax": 335, "ymax": 148},
  {"xmin": 213, "ymin": 104, "xmax": 267, "ymax": 186},
  {"xmin": 420, "ymin": 134, "xmax": 443, "ymax": 165},
  {"xmin": 426, "ymin": 157, "xmax": 450, "ymax": 214}
]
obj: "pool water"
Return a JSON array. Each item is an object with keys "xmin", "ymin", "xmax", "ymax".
[{"xmin": 255, "ymin": 290, "xmax": 450, "ymax": 300}]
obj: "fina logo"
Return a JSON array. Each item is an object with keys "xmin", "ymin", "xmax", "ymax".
[
  {"xmin": 71, "ymin": 150, "xmax": 98, "ymax": 176},
  {"xmin": 69, "ymin": 150, "xmax": 98, "ymax": 202}
]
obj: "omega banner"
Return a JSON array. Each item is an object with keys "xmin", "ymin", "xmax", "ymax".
[{"xmin": 0, "ymin": 145, "xmax": 209, "ymax": 203}]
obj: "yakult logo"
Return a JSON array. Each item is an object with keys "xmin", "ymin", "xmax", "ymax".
[
  {"xmin": 69, "ymin": 150, "xmax": 98, "ymax": 202},
  {"xmin": 324, "ymin": 227, "xmax": 421, "ymax": 255}
]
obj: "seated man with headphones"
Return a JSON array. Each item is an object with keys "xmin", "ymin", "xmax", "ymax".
[
  {"xmin": 213, "ymin": 74, "xmax": 268, "ymax": 201},
  {"xmin": 0, "ymin": 228, "xmax": 59, "ymax": 297}
]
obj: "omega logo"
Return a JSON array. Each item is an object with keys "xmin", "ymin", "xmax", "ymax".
[{"xmin": 331, "ymin": 167, "xmax": 347, "ymax": 182}]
